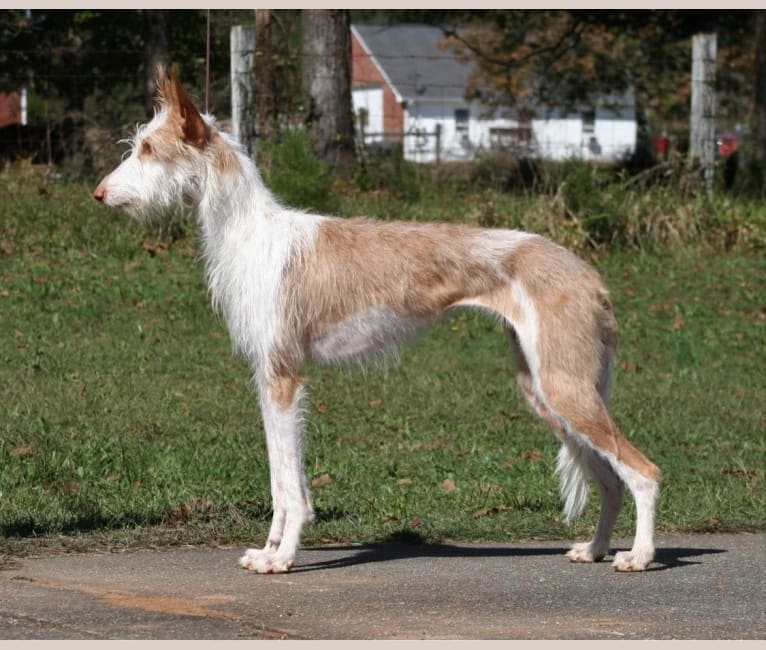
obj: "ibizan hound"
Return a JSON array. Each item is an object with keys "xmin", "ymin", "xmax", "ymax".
[{"xmin": 94, "ymin": 69, "xmax": 661, "ymax": 574}]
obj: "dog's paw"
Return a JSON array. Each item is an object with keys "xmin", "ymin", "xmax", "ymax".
[
  {"xmin": 566, "ymin": 541, "xmax": 607, "ymax": 564},
  {"xmin": 612, "ymin": 549, "xmax": 654, "ymax": 572},
  {"xmin": 239, "ymin": 548, "xmax": 294, "ymax": 574}
]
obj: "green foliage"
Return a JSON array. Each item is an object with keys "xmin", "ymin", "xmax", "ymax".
[
  {"xmin": 354, "ymin": 144, "xmax": 422, "ymax": 202},
  {"xmin": 260, "ymin": 128, "xmax": 340, "ymax": 214}
]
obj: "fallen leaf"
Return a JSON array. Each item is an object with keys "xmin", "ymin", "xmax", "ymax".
[
  {"xmin": 523, "ymin": 450, "xmax": 543, "ymax": 462},
  {"xmin": 725, "ymin": 467, "xmax": 757, "ymax": 478},
  {"xmin": 672, "ymin": 314, "xmax": 686, "ymax": 331},
  {"xmin": 311, "ymin": 473, "xmax": 333, "ymax": 487},
  {"xmin": 396, "ymin": 478, "xmax": 413, "ymax": 486},
  {"xmin": 142, "ymin": 319, "xmax": 161, "ymax": 331},
  {"xmin": 315, "ymin": 403, "xmax": 329, "ymax": 414},
  {"xmin": 9, "ymin": 446, "xmax": 34, "ymax": 457},
  {"xmin": 619, "ymin": 361, "xmax": 637, "ymax": 373},
  {"xmin": 441, "ymin": 478, "xmax": 456, "ymax": 493},
  {"xmin": 368, "ymin": 399, "xmax": 383, "ymax": 408},
  {"xmin": 409, "ymin": 517, "xmax": 422, "ymax": 529},
  {"xmin": 142, "ymin": 240, "xmax": 168, "ymax": 256},
  {"xmin": 649, "ymin": 301, "xmax": 672, "ymax": 314},
  {"xmin": 165, "ymin": 498, "xmax": 216, "ymax": 524},
  {"xmin": 473, "ymin": 504, "xmax": 512, "ymax": 518}
]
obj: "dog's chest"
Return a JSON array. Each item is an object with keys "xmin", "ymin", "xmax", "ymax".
[{"xmin": 203, "ymin": 215, "xmax": 317, "ymax": 362}]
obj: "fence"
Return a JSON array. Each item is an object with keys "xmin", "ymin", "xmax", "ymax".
[
  {"xmin": 0, "ymin": 12, "xmax": 740, "ymax": 178},
  {"xmin": 358, "ymin": 126, "xmax": 443, "ymax": 164}
]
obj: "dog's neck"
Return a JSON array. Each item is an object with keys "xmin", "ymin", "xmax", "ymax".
[
  {"xmin": 192, "ymin": 123, "xmax": 321, "ymax": 350},
  {"xmin": 195, "ymin": 125, "xmax": 281, "ymax": 234}
]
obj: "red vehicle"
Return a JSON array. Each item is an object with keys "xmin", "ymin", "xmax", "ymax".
[{"xmin": 717, "ymin": 131, "xmax": 739, "ymax": 157}]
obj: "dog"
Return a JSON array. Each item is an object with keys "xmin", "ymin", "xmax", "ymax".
[{"xmin": 94, "ymin": 68, "xmax": 661, "ymax": 574}]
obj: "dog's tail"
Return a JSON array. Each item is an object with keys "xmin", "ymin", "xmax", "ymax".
[{"xmin": 555, "ymin": 437, "xmax": 591, "ymax": 522}]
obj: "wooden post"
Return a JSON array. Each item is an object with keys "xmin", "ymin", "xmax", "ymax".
[
  {"xmin": 435, "ymin": 123, "xmax": 442, "ymax": 165},
  {"xmin": 690, "ymin": 33, "xmax": 717, "ymax": 196},
  {"xmin": 230, "ymin": 25, "xmax": 256, "ymax": 159}
]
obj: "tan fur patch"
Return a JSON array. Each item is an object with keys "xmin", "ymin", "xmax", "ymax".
[
  {"xmin": 282, "ymin": 218, "xmax": 510, "ymax": 350},
  {"xmin": 209, "ymin": 132, "xmax": 242, "ymax": 175},
  {"xmin": 268, "ymin": 375, "xmax": 304, "ymax": 410},
  {"xmin": 458, "ymin": 286, "xmax": 526, "ymax": 325},
  {"xmin": 510, "ymin": 237, "xmax": 614, "ymax": 384},
  {"xmin": 541, "ymin": 374, "xmax": 662, "ymax": 481}
]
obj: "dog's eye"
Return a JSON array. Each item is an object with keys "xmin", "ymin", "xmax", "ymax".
[{"xmin": 141, "ymin": 141, "xmax": 153, "ymax": 155}]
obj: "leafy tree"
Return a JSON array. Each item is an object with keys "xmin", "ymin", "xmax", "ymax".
[{"xmin": 440, "ymin": 11, "xmax": 756, "ymax": 140}]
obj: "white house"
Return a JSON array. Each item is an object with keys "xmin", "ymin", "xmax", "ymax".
[{"xmin": 351, "ymin": 23, "xmax": 637, "ymax": 164}]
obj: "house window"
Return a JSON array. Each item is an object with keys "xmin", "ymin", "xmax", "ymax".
[
  {"xmin": 357, "ymin": 107, "xmax": 369, "ymax": 132},
  {"xmin": 454, "ymin": 108, "xmax": 469, "ymax": 134},
  {"xmin": 582, "ymin": 109, "xmax": 596, "ymax": 134},
  {"xmin": 489, "ymin": 126, "xmax": 534, "ymax": 154}
]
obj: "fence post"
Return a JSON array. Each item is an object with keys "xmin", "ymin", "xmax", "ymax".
[
  {"xmin": 690, "ymin": 32, "xmax": 717, "ymax": 197},
  {"xmin": 230, "ymin": 25, "xmax": 256, "ymax": 159},
  {"xmin": 435, "ymin": 123, "xmax": 441, "ymax": 165}
]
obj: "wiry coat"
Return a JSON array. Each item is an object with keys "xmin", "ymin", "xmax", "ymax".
[{"xmin": 94, "ymin": 69, "xmax": 661, "ymax": 574}]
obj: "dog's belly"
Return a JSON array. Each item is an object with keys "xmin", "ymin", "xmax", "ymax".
[{"xmin": 308, "ymin": 306, "xmax": 428, "ymax": 364}]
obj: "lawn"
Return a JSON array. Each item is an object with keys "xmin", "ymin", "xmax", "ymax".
[{"xmin": 1, "ymin": 169, "xmax": 764, "ymax": 557}]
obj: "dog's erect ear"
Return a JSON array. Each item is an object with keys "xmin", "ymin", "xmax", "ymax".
[{"xmin": 156, "ymin": 65, "xmax": 209, "ymax": 150}]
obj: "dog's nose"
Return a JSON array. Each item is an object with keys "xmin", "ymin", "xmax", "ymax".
[{"xmin": 93, "ymin": 186, "xmax": 106, "ymax": 202}]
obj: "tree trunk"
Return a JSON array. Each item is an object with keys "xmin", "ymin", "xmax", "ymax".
[
  {"xmin": 143, "ymin": 10, "xmax": 170, "ymax": 109},
  {"xmin": 300, "ymin": 9, "xmax": 355, "ymax": 172},
  {"xmin": 754, "ymin": 11, "xmax": 766, "ymax": 165}
]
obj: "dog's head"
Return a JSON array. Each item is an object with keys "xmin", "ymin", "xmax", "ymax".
[{"xmin": 93, "ymin": 66, "xmax": 211, "ymax": 220}]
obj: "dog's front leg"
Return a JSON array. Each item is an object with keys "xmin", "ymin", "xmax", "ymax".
[{"xmin": 239, "ymin": 374, "xmax": 314, "ymax": 573}]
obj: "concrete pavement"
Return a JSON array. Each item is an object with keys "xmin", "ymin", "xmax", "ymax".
[{"xmin": 0, "ymin": 532, "xmax": 764, "ymax": 639}]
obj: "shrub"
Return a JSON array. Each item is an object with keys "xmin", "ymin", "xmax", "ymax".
[
  {"xmin": 259, "ymin": 128, "xmax": 340, "ymax": 214},
  {"xmin": 354, "ymin": 142, "xmax": 421, "ymax": 202}
]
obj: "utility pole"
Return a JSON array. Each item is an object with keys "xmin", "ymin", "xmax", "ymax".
[{"xmin": 690, "ymin": 33, "xmax": 717, "ymax": 197}]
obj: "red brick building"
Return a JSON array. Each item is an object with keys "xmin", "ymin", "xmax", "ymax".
[
  {"xmin": 351, "ymin": 26, "xmax": 404, "ymax": 135},
  {"xmin": 0, "ymin": 91, "xmax": 23, "ymax": 128}
]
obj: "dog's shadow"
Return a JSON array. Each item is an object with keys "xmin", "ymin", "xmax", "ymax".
[{"xmin": 291, "ymin": 536, "xmax": 724, "ymax": 573}]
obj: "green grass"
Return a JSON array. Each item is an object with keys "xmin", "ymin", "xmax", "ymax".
[{"xmin": 1, "ymin": 169, "xmax": 764, "ymax": 558}]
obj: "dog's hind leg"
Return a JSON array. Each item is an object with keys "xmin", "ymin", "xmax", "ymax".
[
  {"xmin": 239, "ymin": 374, "xmax": 314, "ymax": 573},
  {"xmin": 562, "ymin": 347, "xmax": 624, "ymax": 564},
  {"xmin": 565, "ymin": 448, "xmax": 624, "ymax": 563},
  {"xmin": 540, "ymin": 374, "xmax": 660, "ymax": 571},
  {"xmin": 512, "ymin": 334, "xmax": 609, "ymax": 559}
]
